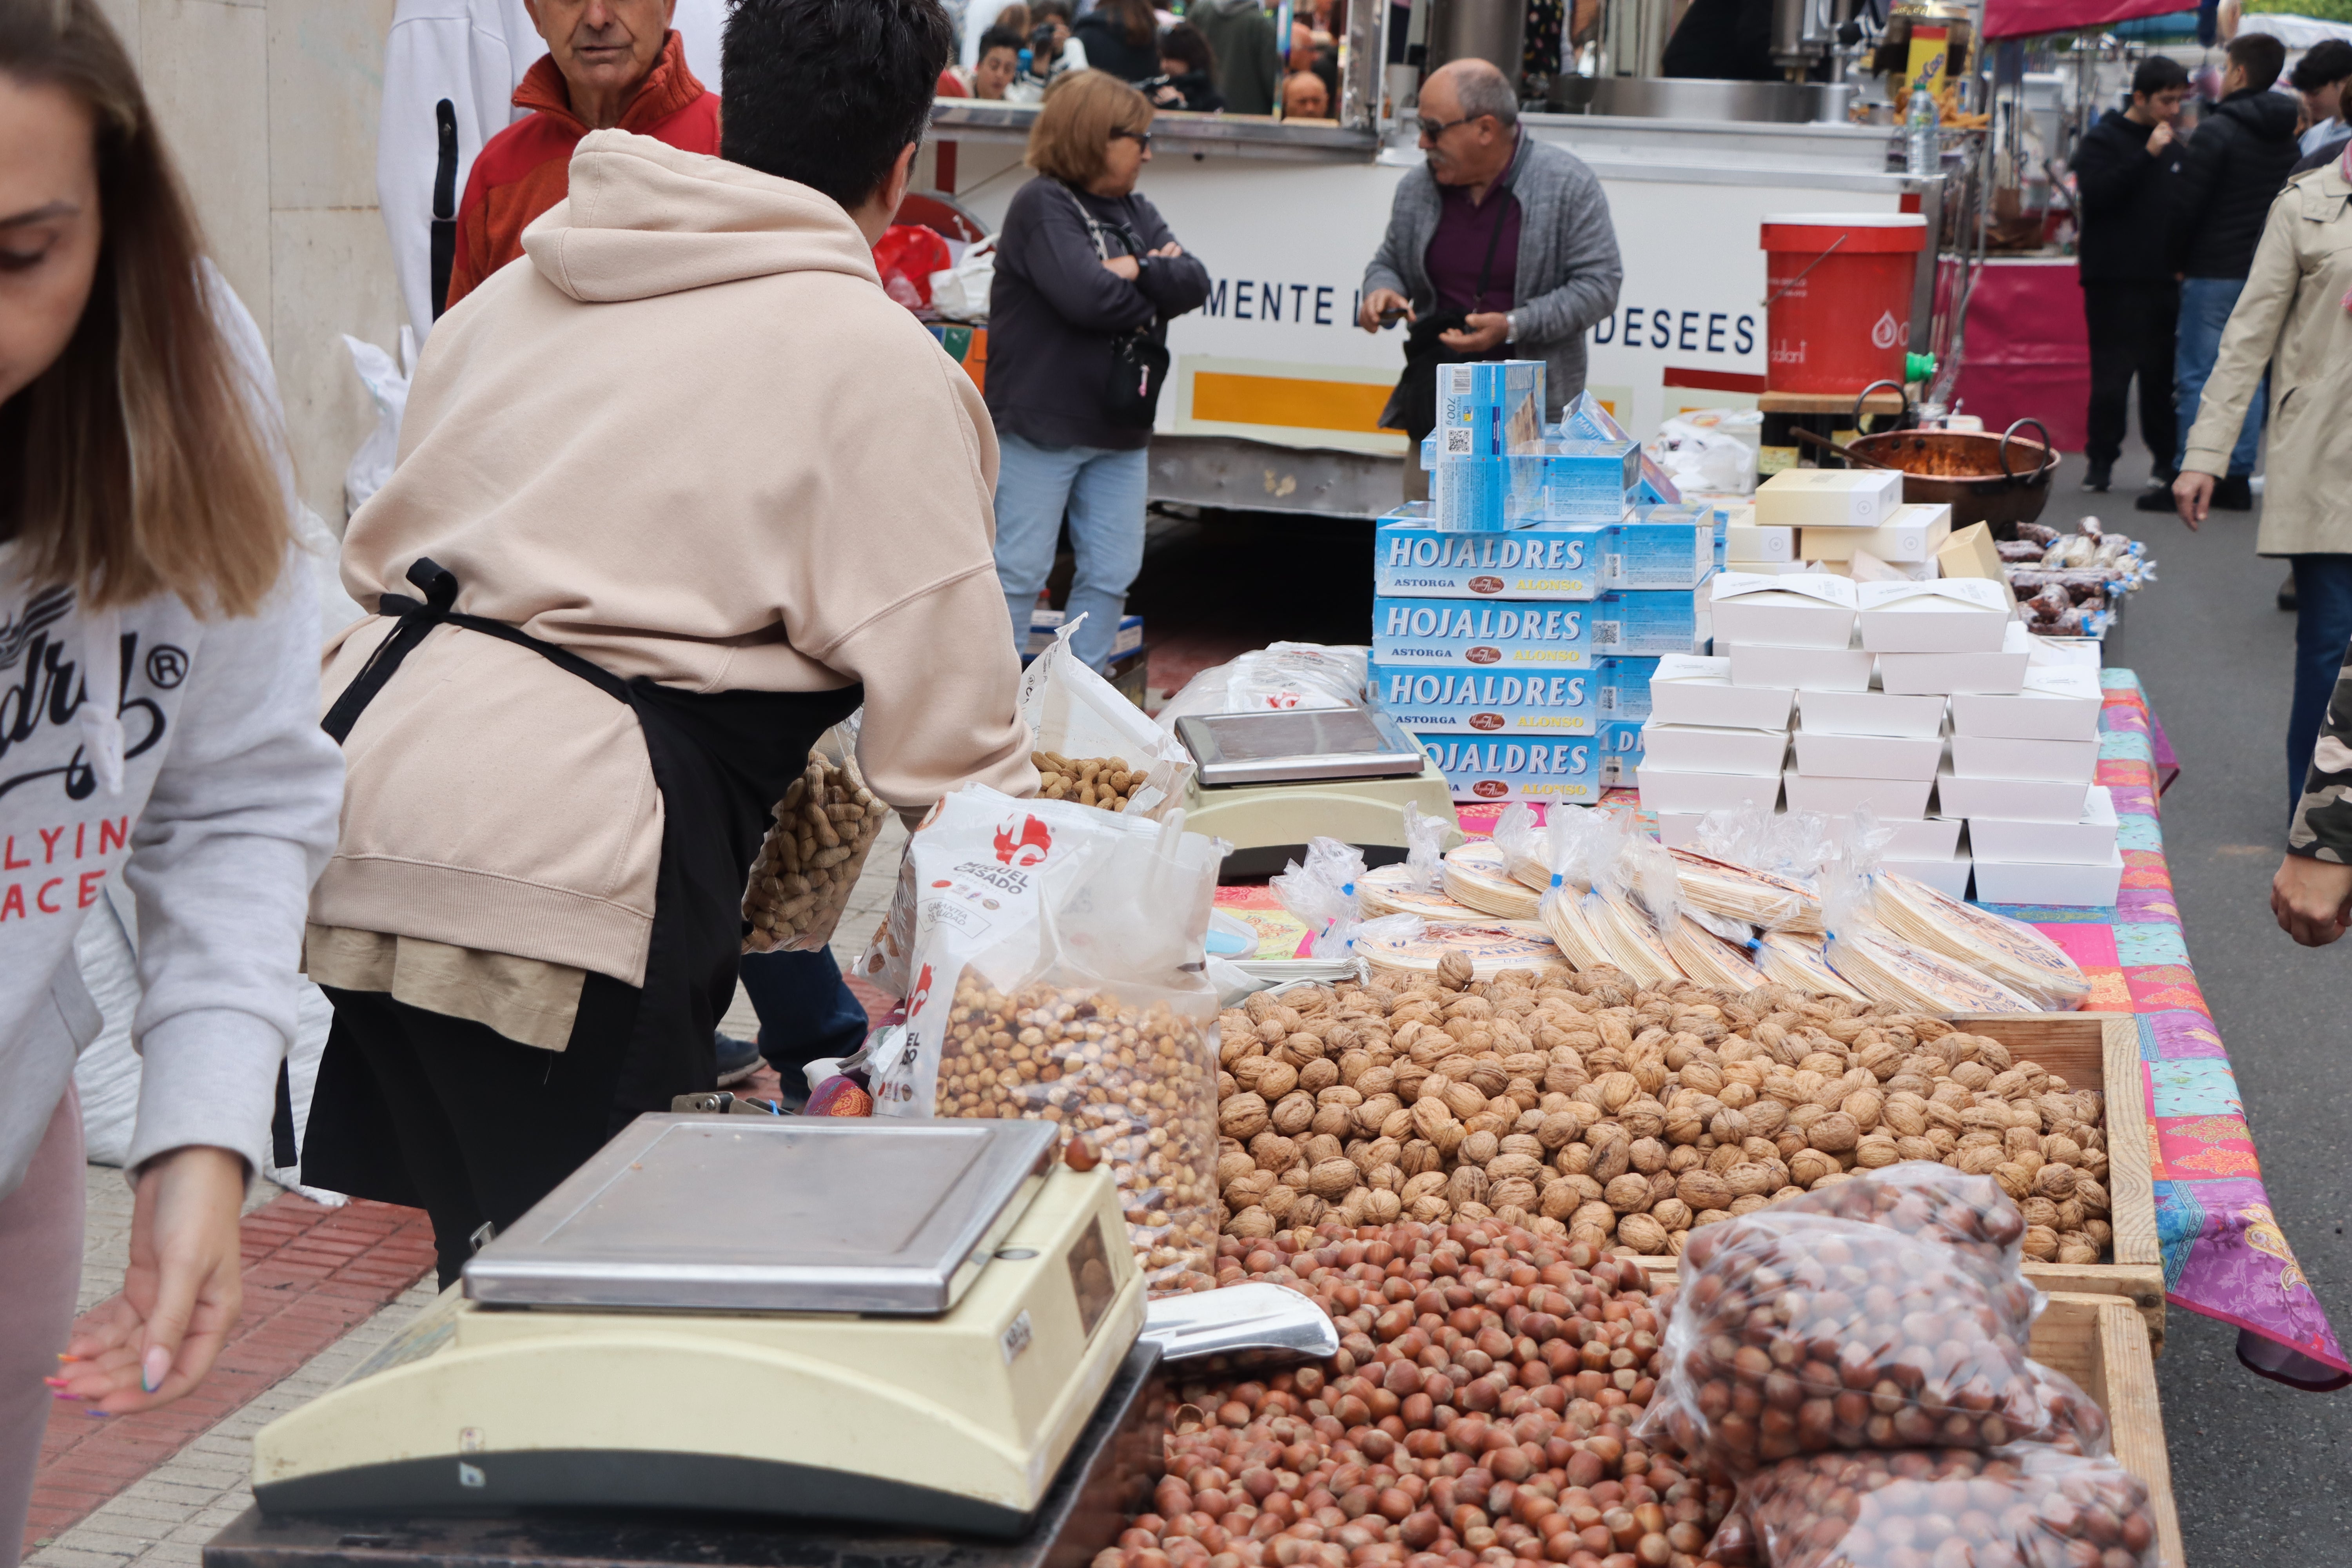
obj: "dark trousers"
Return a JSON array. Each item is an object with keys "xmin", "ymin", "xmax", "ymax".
[
  {"xmin": 2082, "ymin": 279, "xmax": 2178, "ymax": 474},
  {"xmin": 2288, "ymin": 556, "xmax": 2352, "ymax": 815},
  {"xmin": 737, "ymin": 946, "xmax": 871, "ymax": 1083},
  {"xmin": 313, "ymin": 977, "xmax": 640, "ymax": 1288}
]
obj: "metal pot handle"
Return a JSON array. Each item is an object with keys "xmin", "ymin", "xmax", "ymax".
[
  {"xmin": 1998, "ymin": 417, "xmax": 2053, "ymax": 486},
  {"xmin": 1852, "ymin": 378, "xmax": 1913, "ymax": 435}
]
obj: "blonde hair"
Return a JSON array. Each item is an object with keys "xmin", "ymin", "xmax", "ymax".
[
  {"xmin": 1026, "ymin": 68, "xmax": 1152, "ymax": 187},
  {"xmin": 0, "ymin": 0, "xmax": 289, "ymax": 617}
]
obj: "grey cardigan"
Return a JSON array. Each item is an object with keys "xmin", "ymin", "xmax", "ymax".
[{"xmin": 1363, "ymin": 134, "xmax": 1624, "ymax": 425}]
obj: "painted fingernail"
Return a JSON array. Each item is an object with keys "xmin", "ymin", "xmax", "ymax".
[
  {"xmin": 85, "ymin": 1409, "xmax": 110, "ymax": 1419},
  {"xmin": 44, "ymin": 1377, "xmax": 67, "ymax": 1388},
  {"xmin": 56, "ymin": 1353, "xmax": 81, "ymax": 1363},
  {"xmin": 141, "ymin": 1348, "xmax": 169, "ymax": 1394},
  {"xmin": 53, "ymin": 1390, "xmax": 82, "ymax": 1401}
]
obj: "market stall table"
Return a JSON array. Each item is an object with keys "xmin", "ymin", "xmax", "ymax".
[{"xmin": 1215, "ymin": 671, "xmax": 2346, "ymax": 1381}]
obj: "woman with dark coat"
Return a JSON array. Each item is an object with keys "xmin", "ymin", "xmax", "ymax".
[
  {"xmin": 1071, "ymin": 0, "xmax": 1161, "ymax": 82},
  {"xmin": 986, "ymin": 70, "xmax": 1210, "ymax": 672}
]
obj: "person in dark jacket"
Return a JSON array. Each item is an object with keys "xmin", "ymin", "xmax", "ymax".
[
  {"xmin": 987, "ymin": 70, "xmax": 1210, "ymax": 673},
  {"xmin": 2290, "ymin": 38, "xmax": 2352, "ymax": 160},
  {"xmin": 2137, "ymin": 31, "xmax": 2300, "ymax": 513},
  {"xmin": 1071, "ymin": 0, "xmax": 1162, "ymax": 82},
  {"xmin": 1660, "ymin": 0, "xmax": 1777, "ymax": 81},
  {"xmin": 2071, "ymin": 54, "xmax": 2188, "ymax": 493},
  {"xmin": 1150, "ymin": 22, "xmax": 1224, "ymax": 112}
]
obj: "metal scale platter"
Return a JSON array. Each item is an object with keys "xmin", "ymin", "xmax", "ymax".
[
  {"xmin": 1172, "ymin": 708, "xmax": 1459, "ymax": 879},
  {"xmin": 249, "ymin": 1118, "xmax": 1146, "ymax": 1536}
]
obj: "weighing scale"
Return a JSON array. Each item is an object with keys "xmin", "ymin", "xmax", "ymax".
[
  {"xmin": 236, "ymin": 1117, "xmax": 1336, "ymax": 1568},
  {"xmin": 1172, "ymin": 708, "xmax": 1459, "ymax": 880}
]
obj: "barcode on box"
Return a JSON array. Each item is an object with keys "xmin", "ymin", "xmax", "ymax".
[
  {"xmin": 1593, "ymin": 622, "xmax": 1622, "ymax": 646},
  {"xmin": 1599, "ymin": 687, "xmax": 1620, "ymax": 710},
  {"xmin": 1443, "ymin": 428, "xmax": 1473, "ymax": 456}
]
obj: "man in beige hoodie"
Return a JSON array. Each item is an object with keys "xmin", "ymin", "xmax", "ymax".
[{"xmin": 299, "ymin": 0, "xmax": 1032, "ymax": 1283}]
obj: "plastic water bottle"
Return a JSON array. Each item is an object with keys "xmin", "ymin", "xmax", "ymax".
[{"xmin": 1904, "ymin": 88, "xmax": 1939, "ymax": 177}]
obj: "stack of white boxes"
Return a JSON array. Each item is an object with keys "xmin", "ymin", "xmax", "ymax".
[{"xmin": 1944, "ymin": 662, "xmax": 2119, "ymax": 905}]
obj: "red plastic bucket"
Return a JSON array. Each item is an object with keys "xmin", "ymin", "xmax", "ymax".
[{"xmin": 1760, "ymin": 213, "xmax": 1928, "ymax": 394}]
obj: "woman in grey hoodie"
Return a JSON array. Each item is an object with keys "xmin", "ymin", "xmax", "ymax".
[{"xmin": 0, "ymin": 0, "xmax": 343, "ymax": 1539}]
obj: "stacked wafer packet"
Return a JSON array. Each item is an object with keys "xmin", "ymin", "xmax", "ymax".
[{"xmin": 1637, "ymin": 1165, "xmax": 2160, "ymax": 1568}]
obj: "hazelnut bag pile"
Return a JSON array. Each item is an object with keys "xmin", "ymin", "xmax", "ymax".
[
  {"xmin": 871, "ymin": 784, "xmax": 1224, "ymax": 1294},
  {"xmin": 1637, "ymin": 1168, "xmax": 2110, "ymax": 1481}
]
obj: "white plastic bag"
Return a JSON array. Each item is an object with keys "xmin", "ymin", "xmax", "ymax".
[
  {"xmin": 1021, "ymin": 621, "xmax": 1194, "ymax": 817},
  {"xmin": 872, "ymin": 784, "xmax": 1223, "ymax": 1292},
  {"xmin": 929, "ymin": 234, "xmax": 996, "ymax": 322},
  {"xmin": 1270, "ymin": 837, "xmax": 1368, "ymax": 959},
  {"xmin": 341, "ymin": 327, "xmax": 414, "ymax": 519},
  {"xmin": 1154, "ymin": 642, "xmax": 1370, "ymax": 732},
  {"xmin": 1399, "ymin": 800, "xmax": 1447, "ymax": 892},
  {"xmin": 1645, "ymin": 415, "xmax": 1758, "ymax": 495}
]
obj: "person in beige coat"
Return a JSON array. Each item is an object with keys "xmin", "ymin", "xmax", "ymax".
[
  {"xmin": 300, "ymin": 0, "xmax": 1035, "ymax": 1284},
  {"xmin": 2173, "ymin": 149, "xmax": 2352, "ymax": 811}
]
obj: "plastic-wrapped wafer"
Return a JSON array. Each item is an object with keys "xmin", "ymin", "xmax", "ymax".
[
  {"xmin": 1873, "ymin": 870, "xmax": 2091, "ymax": 1009},
  {"xmin": 1665, "ymin": 911, "xmax": 1768, "ymax": 988},
  {"xmin": 1439, "ymin": 839, "xmax": 1541, "ymax": 918},
  {"xmin": 1358, "ymin": 862, "xmax": 1483, "ymax": 920},
  {"xmin": 1757, "ymin": 929, "xmax": 1866, "ymax": 1001},
  {"xmin": 1668, "ymin": 846, "xmax": 1824, "ymax": 934},
  {"xmin": 1819, "ymin": 847, "xmax": 2038, "ymax": 1015},
  {"xmin": 743, "ymin": 717, "xmax": 889, "ymax": 953}
]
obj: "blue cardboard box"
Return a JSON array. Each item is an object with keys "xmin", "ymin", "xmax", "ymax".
[
  {"xmin": 1414, "ymin": 733, "xmax": 1602, "ymax": 803},
  {"xmin": 1505, "ymin": 439, "xmax": 1640, "ymax": 524},
  {"xmin": 1433, "ymin": 453, "xmax": 1511, "ymax": 533},
  {"xmin": 1371, "ymin": 664, "xmax": 1598, "ymax": 734},
  {"xmin": 1610, "ymin": 505, "xmax": 1716, "ymax": 590},
  {"xmin": 1592, "ymin": 589, "xmax": 1711, "ymax": 657},
  {"xmin": 1557, "ymin": 390, "xmax": 1682, "ymax": 505},
  {"xmin": 1374, "ymin": 596, "xmax": 1593, "ymax": 670},
  {"xmin": 1436, "ymin": 359, "xmax": 1544, "ymax": 459},
  {"xmin": 1596, "ymin": 655, "xmax": 1660, "ymax": 721},
  {"xmin": 1598, "ymin": 718, "xmax": 1646, "ymax": 786},
  {"xmin": 1374, "ymin": 510, "xmax": 1605, "ymax": 601}
]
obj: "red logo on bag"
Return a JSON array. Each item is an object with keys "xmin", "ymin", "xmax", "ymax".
[
  {"xmin": 1474, "ymin": 780, "xmax": 1509, "ymax": 798},
  {"xmin": 1468, "ymin": 576, "xmax": 1504, "ymax": 595},
  {"xmin": 995, "ymin": 814, "xmax": 1053, "ymax": 867},
  {"xmin": 1467, "ymin": 646, "xmax": 1501, "ymax": 665},
  {"xmin": 907, "ymin": 963, "xmax": 935, "ymax": 1020},
  {"xmin": 1470, "ymin": 713, "xmax": 1504, "ymax": 731}
]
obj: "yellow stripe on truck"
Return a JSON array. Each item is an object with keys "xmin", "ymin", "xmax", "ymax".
[{"xmin": 1190, "ymin": 372, "xmax": 1394, "ymax": 434}]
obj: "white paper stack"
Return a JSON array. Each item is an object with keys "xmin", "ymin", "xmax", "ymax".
[
  {"xmin": 1637, "ymin": 653, "xmax": 1787, "ymax": 823},
  {"xmin": 1949, "ymin": 664, "xmax": 2118, "ymax": 905}
]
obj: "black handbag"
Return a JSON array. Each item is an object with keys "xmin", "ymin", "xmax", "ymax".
[
  {"xmin": 1062, "ymin": 185, "xmax": 1172, "ymax": 430},
  {"xmin": 1393, "ymin": 191, "xmax": 1515, "ymax": 445}
]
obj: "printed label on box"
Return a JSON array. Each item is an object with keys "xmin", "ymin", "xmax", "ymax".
[
  {"xmin": 1599, "ymin": 718, "xmax": 1646, "ymax": 785},
  {"xmin": 1596, "ymin": 655, "xmax": 1659, "ymax": 719},
  {"xmin": 1591, "ymin": 591, "xmax": 1709, "ymax": 655},
  {"xmin": 1375, "ymin": 518, "xmax": 1604, "ymax": 600},
  {"xmin": 1375, "ymin": 597, "xmax": 1592, "ymax": 668},
  {"xmin": 1417, "ymin": 734, "xmax": 1601, "ymax": 802},
  {"xmin": 1374, "ymin": 667, "xmax": 1596, "ymax": 733}
]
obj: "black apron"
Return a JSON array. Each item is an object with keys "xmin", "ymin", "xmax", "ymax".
[
  {"xmin": 1395, "ymin": 184, "xmax": 1518, "ymax": 446},
  {"xmin": 287, "ymin": 559, "xmax": 859, "ymax": 1181}
]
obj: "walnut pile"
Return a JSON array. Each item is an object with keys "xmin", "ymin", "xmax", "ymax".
[
  {"xmin": 938, "ymin": 969, "xmax": 1220, "ymax": 1294},
  {"xmin": 1212, "ymin": 965, "xmax": 2112, "ymax": 1264}
]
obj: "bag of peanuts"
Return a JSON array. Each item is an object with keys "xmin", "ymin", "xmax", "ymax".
[
  {"xmin": 741, "ymin": 717, "xmax": 890, "ymax": 953},
  {"xmin": 1019, "ymin": 621, "xmax": 1194, "ymax": 820},
  {"xmin": 871, "ymin": 782, "xmax": 1225, "ymax": 1293},
  {"xmin": 1704, "ymin": 1445, "xmax": 2160, "ymax": 1568},
  {"xmin": 1637, "ymin": 1166, "xmax": 2109, "ymax": 1479}
]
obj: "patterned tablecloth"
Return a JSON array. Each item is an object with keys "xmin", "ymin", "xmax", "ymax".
[{"xmin": 1217, "ymin": 670, "xmax": 2346, "ymax": 1377}]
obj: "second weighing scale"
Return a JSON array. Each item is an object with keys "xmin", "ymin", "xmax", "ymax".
[{"xmin": 1173, "ymin": 708, "xmax": 1459, "ymax": 879}]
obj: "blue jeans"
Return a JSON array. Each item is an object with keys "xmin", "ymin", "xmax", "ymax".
[
  {"xmin": 2175, "ymin": 277, "xmax": 2266, "ymax": 479},
  {"xmin": 2288, "ymin": 557, "xmax": 2352, "ymax": 815},
  {"xmin": 993, "ymin": 431, "xmax": 1149, "ymax": 673},
  {"xmin": 735, "ymin": 947, "xmax": 870, "ymax": 1078}
]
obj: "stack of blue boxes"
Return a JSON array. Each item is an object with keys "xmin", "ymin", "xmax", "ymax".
[{"xmin": 1368, "ymin": 368, "xmax": 1718, "ymax": 802}]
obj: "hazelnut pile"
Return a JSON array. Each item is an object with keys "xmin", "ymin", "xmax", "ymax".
[
  {"xmin": 1102, "ymin": 1218, "xmax": 1739, "ymax": 1568},
  {"xmin": 1706, "ymin": 1445, "xmax": 2158, "ymax": 1568},
  {"xmin": 742, "ymin": 749, "xmax": 888, "ymax": 952},
  {"xmin": 1210, "ymin": 967, "xmax": 2111, "ymax": 1265},
  {"xmin": 936, "ymin": 969, "xmax": 1220, "ymax": 1293},
  {"xmin": 1035, "ymin": 750, "xmax": 1148, "ymax": 813}
]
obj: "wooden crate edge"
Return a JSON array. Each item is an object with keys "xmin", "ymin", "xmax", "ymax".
[{"xmin": 2043, "ymin": 1293, "xmax": 2184, "ymax": 1568}]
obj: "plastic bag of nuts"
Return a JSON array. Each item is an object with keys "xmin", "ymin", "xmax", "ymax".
[
  {"xmin": 742, "ymin": 719, "xmax": 889, "ymax": 953},
  {"xmin": 1638, "ymin": 1172, "xmax": 2106, "ymax": 1477},
  {"xmin": 873, "ymin": 784, "xmax": 1224, "ymax": 1294},
  {"xmin": 1704, "ymin": 1445, "xmax": 2160, "ymax": 1568}
]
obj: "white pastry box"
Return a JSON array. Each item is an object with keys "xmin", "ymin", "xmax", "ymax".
[
  {"xmin": 1801, "ymin": 503, "xmax": 1954, "ymax": 564},
  {"xmin": 1856, "ymin": 578, "xmax": 2013, "ymax": 654},
  {"xmin": 1972, "ymin": 849, "xmax": 2124, "ymax": 908},
  {"xmin": 1754, "ymin": 467, "xmax": 1904, "ymax": 529},
  {"xmin": 1878, "ymin": 621, "xmax": 2034, "ymax": 696},
  {"xmin": 1949, "ymin": 666, "xmax": 2104, "ymax": 741},
  {"xmin": 1640, "ymin": 721, "xmax": 1789, "ymax": 777},
  {"xmin": 1970, "ymin": 786, "xmax": 2119, "ymax": 866},
  {"xmin": 1709, "ymin": 573, "xmax": 1858, "ymax": 649},
  {"xmin": 1648, "ymin": 655, "xmax": 1794, "ymax": 731},
  {"xmin": 1935, "ymin": 771, "xmax": 2090, "ymax": 823},
  {"xmin": 1798, "ymin": 685, "xmax": 1948, "ymax": 739},
  {"xmin": 1637, "ymin": 764, "xmax": 1783, "ymax": 815},
  {"xmin": 1791, "ymin": 728, "xmax": 1946, "ymax": 782},
  {"xmin": 1782, "ymin": 770, "xmax": 1933, "ymax": 818},
  {"xmin": 1727, "ymin": 639, "xmax": 1876, "ymax": 692}
]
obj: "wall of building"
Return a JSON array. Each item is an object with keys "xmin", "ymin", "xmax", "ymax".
[{"xmin": 91, "ymin": 0, "xmax": 406, "ymax": 531}]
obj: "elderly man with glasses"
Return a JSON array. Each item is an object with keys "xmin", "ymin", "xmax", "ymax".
[{"xmin": 1359, "ymin": 58, "xmax": 1622, "ymax": 498}]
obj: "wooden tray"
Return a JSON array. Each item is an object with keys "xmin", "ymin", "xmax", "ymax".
[
  {"xmin": 1634, "ymin": 1012, "xmax": 2166, "ymax": 1350},
  {"xmin": 2028, "ymin": 1293, "xmax": 2185, "ymax": 1568}
]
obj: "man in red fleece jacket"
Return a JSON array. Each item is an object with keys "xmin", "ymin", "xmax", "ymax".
[{"xmin": 442, "ymin": 0, "xmax": 719, "ymax": 310}]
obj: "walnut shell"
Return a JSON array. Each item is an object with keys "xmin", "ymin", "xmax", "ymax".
[
  {"xmin": 1617, "ymin": 1212, "xmax": 1670, "ymax": 1253},
  {"xmin": 2057, "ymin": 1233, "xmax": 2102, "ymax": 1265},
  {"xmin": 1788, "ymin": 1148, "xmax": 1838, "ymax": 1187},
  {"xmin": 1304, "ymin": 1157, "xmax": 1358, "ymax": 1200},
  {"xmin": 1991, "ymin": 1161, "xmax": 2035, "ymax": 1201},
  {"xmin": 1723, "ymin": 1161, "xmax": 1776, "ymax": 1198},
  {"xmin": 2036, "ymin": 1162, "xmax": 2079, "ymax": 1200},
  {"xmin": 1842, "ymin": 1087, "xmax": 1885, "ymax": 1132},
  {"xmin": 1650, "ymin": 1196, "xmax": 1693, "ymax": 1230},
  {"xmin": 1603, "ymin": 1172, "xmax": 1653, "ymax": 1213},
  {"xmin": 2021, "ymin": 1224, "xmax": 2060, "ymax": 1261},
  {"xmin": 1806, "ymin": 1111, "xmax": 1862, "ymax": 1153},
  {"xmin": 1269, "ymin": 1090, "xmax": 1315, "ymax": 1135},
  {"xmin": 1487, "ymin": 1151, "xmax": 1546, "ymax": 1183},
  {"xmin": 1727, "ymin": 1192, "xmax": 1771, "ymax": 1216},
  {"xmin": 1490, "ymin": 1176, "xmax": 1540, "ymax": 1211},
  {"xmin": 1459, "ymin": 1129, "xmax": 1502, "ymax": 1167},
  {"xmin": 1225, "ymin": 1206, "xmax": 1276, "ymax": 1238},
  {"xmin": 1569, "ymin": 1200, "xmax": 1617, "ymax": 1236},
  {"xmin": 1852, "ymin": 1136, "xmax": 1900, "ymax": 1169},
  {"xmin": 2075, "ymin": 1176, "xmax": 2111, "ymax": 1214},
  {"xmin": 1219, "ymin": 1093, "xmax": 1270, "ymax": 1141},
  {"xmin": 1678, "ymin": 1169, "xmax": 1734, "ymax": 1210}
]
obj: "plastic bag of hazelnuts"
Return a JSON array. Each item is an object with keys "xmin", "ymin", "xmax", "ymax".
[
  {"xmin": 1635, "ymin": 1169, "xmax": 2109, "ymax": 1478},
  {"xmin": 1702, "ymin": 1445, "xmax": 2161, "ymax": 1568},
  {"xmin": 872, "ymin": 784, "xmax": 1226, "ymax": 1295}
]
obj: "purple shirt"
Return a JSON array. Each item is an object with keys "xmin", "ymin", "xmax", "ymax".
[{"xmin": 1426, "ymin": 163, "xmax": 1521, "ymax": 318}]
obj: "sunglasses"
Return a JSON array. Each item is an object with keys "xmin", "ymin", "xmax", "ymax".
[
  {"xmin": 1417, "ymin": 113, "xmax": 1479, "ymax": 140},
  {"xmin": 1111, "ymin": 128, "xmax": 1154, "ymax": 150}
]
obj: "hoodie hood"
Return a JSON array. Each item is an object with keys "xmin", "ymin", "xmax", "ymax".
[
  {"xmin": 520, "ymin": 131, "xmax": 879, "ymax": 303},
  {"xmin": 2215, "ymin": 87, "xmax": 2301, "ymax": 143}
]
